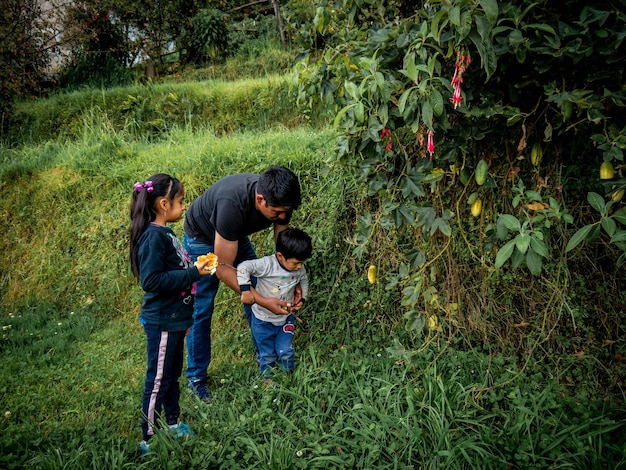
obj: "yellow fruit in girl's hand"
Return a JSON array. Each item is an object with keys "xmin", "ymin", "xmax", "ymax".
[
  {"xmin": 600, "ymin": 161, "xmax": 614, "ymax": 180},
  {"xmin": 195, "ymin": 252, "xmax": 219, "ymax": 273},
  {"xmin": 367, "ymin": 265, "xmax": 377, "ymax": 284},
  {"xmin": 470, "ymin": 198, "xmax": 483, "ymax": 217}
]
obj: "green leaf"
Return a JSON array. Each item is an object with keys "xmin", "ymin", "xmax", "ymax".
[
  {"xmin": 525, "ymin": 190, "xmax": 541, "ymax": 201},
  {"xmin": 333, "ymin": 103, "xmax": 356, "ymax": 129},
  {"xmin": 398, "ymin": 88, "xmax": 413, "ymax": 115},
  {"xmin": 403, "ymin": 53, "xmax": 418, "ymax": 83},
  {"xmin": 429, "ymin": 89, "xmax": 444, "ymax": 116},
  {"xmin": 469, "ymin": 30, "xmax": 497, "ymax": 79},
  {"xmin": 601, "ymin": 216, "xmax": 617, "ymax": 237},
  {"xmin": 355, "ymin": 102, "xmax": 365, "ymax": 123},
  {"xmin": 344, "ymin": 80, "xmax": 359, "ymax": 100},
  {"xmin": 511, "ymin": 249, "xmax": 524, "ymax": 269},
  {"xmin": 431, "ymin": 218, "xmax": 452, "ymax": 237},
  {"xmin": 422, "ymin": 101, "xmax": 433, "ymax": 128},
  {"xmin": 565, "ymin": 224, "xmax": 595, "ymax": 252},
  {"xmin": 499, "ymin": 214, "xmax": 521, "ymax": 231},
  {"xmin": 526, "ymin": 249, "xmax": 543, "ymax": 276},
  {"xmin": 611, "ymin": 230, "xmax": 626, "ymax": 243},
  {"xmin": 478, "ymin": 0, "xmax": 499, "ymax": 24},
  {"xmin": 406, "ymin": 312, "xmax": 425, "ymax": 332},
  {"xmin": 613, "ymin": 208, "xmax": 626, "ymax": 225},
  {"xmin": 530, "ymin": 236, "xmax": 549, "ymax": 259},
  {"xmin": 587, "ymin": 192, "xmax": 606, "ymax": 213},
  {"xmin": 495, "ymin": 240, "xmax": 516, "ymax": 268},
  {"xmin": 514, "ymin": 233, "xmax": 531, "ymax": 254},
  {"xmin": 449, "ymin": 6, "xmax": 461, "ymax": 26}
]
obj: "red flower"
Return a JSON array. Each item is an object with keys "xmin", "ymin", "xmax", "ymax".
[
  {"xmin": 427, "ymin": 130, "xmax": 435, "ymax": 160},
  {"xmin": 381, "ymin": 128, "xmax": 391, "ymax": 139},
  {"xmin": 386, "ymin": 142, "xmax": 392, "ymax": 153}
]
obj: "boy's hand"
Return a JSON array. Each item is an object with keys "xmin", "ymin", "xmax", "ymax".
[{"xmin": 282, "ymin": 299, "xmax": 304, "ymax": 314}]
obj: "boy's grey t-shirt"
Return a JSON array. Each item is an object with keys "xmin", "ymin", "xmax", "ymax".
[{"xmin": 237, "ymin": 255, "xmax": 309, "ymax": 326}]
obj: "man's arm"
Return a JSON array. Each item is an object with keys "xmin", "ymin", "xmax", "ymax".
[
  {"xmin": 213, "ymin": 232, "xmax": 240, "ymax": 292},
  {"xmin": 273, "ymin": 222, "xmax": 288, "ymax": 242},
  {"xmin": 214, "ymin": 232, "xmax": 290, "ymax": 314}
]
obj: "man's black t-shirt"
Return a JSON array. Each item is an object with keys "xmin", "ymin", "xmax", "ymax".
[{"xmin": 183, "ymin": 173, "xmax": 289, "ymax": 244}]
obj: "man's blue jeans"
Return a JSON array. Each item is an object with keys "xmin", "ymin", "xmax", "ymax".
[
  {"xmin": 184, "ymin": 234, "xmax": 257, "ymax": 385},
  {"xmin": 252, "ymin": 314, "xmax": 296, "ymax": 376}
]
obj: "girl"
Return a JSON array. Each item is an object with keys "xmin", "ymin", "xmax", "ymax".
[{"xmin": 129, "ymin": 173, "xmax": 214, "ymax": 454}]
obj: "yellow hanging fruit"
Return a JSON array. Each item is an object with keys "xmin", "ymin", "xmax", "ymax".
[
  {"xmin": 600, "ymin": 161, "xmax": 615, "ymax": 180},
  {"xmin": 612, "ymin": 188, "xmax": 624, "ymax": 202},
  {"xmin": 470, "ymin": 198, "xmax": 483, "ymax": 217},
  {"xmin": 367, "ymin": 265, "xmax": 377, "ymax": 284},
  {"xmin": 530, "ymin": 143, "xmax": 542, "ymax": 167},
  {"xmin": 428, "ymin": 315, "xmax": 438, "ymax": 330}
]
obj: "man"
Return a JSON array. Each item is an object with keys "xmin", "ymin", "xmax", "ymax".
[{"xmin": 183, "ymin": 166, "xmax": 302, "ymax": 402}]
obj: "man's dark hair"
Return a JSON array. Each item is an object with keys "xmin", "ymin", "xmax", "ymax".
[
  {"xmin": 257, "ymin": 166, "xmax": 301, "ymax": 209},
  {"xmin": 276, "ymin": 228, "xmax": 312, "ymax": 261}
]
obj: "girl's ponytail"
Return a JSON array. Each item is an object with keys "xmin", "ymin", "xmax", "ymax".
[{"xmin": 129, "ymin": 174, "xmax": 181, "ymax": 278}]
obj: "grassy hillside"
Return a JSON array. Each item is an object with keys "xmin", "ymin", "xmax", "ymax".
[
  {"xmin": 3, "ymin": 75, "xmax": 331, "ymax": 146},
  {"xmin": 1, "ymin": 79, "xmax": 625, "ymax": 469}
]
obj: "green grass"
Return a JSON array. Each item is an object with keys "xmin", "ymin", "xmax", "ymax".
[{"xmin": 1, "ymin": 79, "xmax": 626, "ymax": 469}]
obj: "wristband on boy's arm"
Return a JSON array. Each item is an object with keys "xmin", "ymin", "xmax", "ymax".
[{"xmin": 240, "ymin": 284, "xmax": 251, "ymax": 292}]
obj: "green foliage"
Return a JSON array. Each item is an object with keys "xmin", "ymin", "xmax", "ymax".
[
  {"xmin": 4, "ymin": 76, "xmax": 321, "ymax": 145},
  {"xmin": 494, "ymin": 181, "xmax": 574, "ymax": 275},
  {"xmin": 0, "ymin": 0, "xmax": 50, "ymax": 121},
  {"xmin": 57, "ymin": 52, "xmax": 134, "ymax": 92},
  {"xmin": 566, "ymin": 192, "xmax": 626, "ymax": 266},
  {"xmin": 290, "ymin": 0, "xmax": 626, "ymax": 367},
  {"xmin": 185, "ymin": 9, "xmax": 231, "ymax": 65}
]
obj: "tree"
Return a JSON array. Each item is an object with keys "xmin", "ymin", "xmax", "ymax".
[
  {"xmin": 59, "ymin": 1, "xmax": 133, "ymax": 89},
  {"xmin": 0, "ymin": 0, "xmax": 52, "ymax": 123}
]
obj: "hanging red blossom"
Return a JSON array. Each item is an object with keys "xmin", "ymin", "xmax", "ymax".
[
  {"xmin": 451, "ymin": 50, "xmax": 471, "ymax": 109},
  {"xmin": 427, "ymin": 130, "xmax": 435, "ymax": 160}
]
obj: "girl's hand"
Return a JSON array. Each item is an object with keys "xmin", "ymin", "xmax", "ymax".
[{"xmin": 196, "ymin": 258, "xmax": 216, "ymax": 276}]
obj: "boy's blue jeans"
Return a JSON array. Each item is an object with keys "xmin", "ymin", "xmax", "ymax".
[
  {"xmin": 184, "ymin": 234, "xmax": 257, "ymax": 385},
  {"xmin": 252, "ymin": 314, "xmax": 296, "ymax": 376}
]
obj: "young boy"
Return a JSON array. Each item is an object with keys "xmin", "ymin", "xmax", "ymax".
[{"xmin": 236, "ymin": 228, "xmax": 312, "ymax": 376}]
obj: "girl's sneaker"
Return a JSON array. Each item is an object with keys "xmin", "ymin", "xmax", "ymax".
[{"xmin": 170, "ymin": 423, "xmax": 194, "ymax": 439}]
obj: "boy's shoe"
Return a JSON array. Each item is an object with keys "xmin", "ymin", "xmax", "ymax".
[
  {"xmin": 170, "ymin": 422, "xmax": 195, "ymax": 439},
  {"xmin": 188, "ymin": 380, "xmax": 212, "ymax": 403},
  {"xmin": 138, "ymin": 440, "xmax": 150, "ymax": 455}
]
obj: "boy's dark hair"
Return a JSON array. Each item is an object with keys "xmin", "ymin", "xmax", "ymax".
[
  {"xmin": 276, "ymin": 228, "xmax": 312, "ymax": 261},
  {"xmin": 257, "ymin": 166, "xmax": 301, "ymax": 210},
  {"xmin": 129, "ymin": 173, "xmax": 182, "ymax": 278}
]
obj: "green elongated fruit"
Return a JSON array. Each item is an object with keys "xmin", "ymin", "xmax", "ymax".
[
  {"xmin": 475, "ymin": 160, "xmax": 488, "ymax": 186},
  {"xmin": 531, "ymin": 143, "xmax": 542, "ymax": 166}
]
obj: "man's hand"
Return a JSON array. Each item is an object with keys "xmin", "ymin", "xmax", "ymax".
[{"xmin": 241, "ymin": 290, "xmax": 255, "ymax": 305}]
